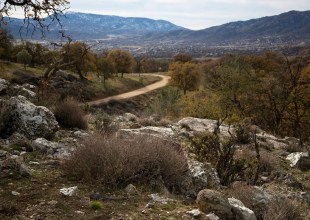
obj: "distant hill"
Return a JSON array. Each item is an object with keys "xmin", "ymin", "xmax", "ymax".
[
  {"xmin": 4, "ymin": 10, "xmax": 310, "ymax": 56},
  {"xmin": 4, "ymin": 12, "xmax": 187, "ymax": 40},
  {"xmin": 158, "ymin": 10, "xmax": 310, "ymax": 44}
]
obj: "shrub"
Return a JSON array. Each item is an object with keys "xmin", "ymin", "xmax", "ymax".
[
  {"xmin": 263, "ymin": 198, "xmax": 303, "ymax": 220},
  {"xmin": 189, "ymin": 132, "xmax": 238, "ymax": 185},
  {"xmin": 94, "ymin": 111, "xmax": 113, "ymax": 133},
  {"xmin": 90, "ymin": 201, "xmax": 103, "ymax": 210},
  {"xmin": 63, "ymin": 134, "xmax": 189, "ymax": 191},
  {"xmin": 53, "ymin": 98, "xmax": 88, "ymax": 130}
]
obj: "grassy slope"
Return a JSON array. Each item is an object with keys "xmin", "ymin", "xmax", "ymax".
[{"xmin": 0, "ymin": 61, "xmax": 162, "ymax": 102}]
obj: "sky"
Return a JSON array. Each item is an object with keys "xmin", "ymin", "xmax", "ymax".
[{"xmin": 69, "ymin": 0, "xmax": 310, "ymax": 30}]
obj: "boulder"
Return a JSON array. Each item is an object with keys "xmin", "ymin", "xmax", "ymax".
[
  {"xmin": 0, "ymin": 96, "xmax": 59, "ymax": 139},
  {"xmin": 32, "ymin": 138, "xmax": 60, "ymax": 154},
  {"xmin": 181, "ymin": 159, "xmax": 220, "ymax": 197},
  {"xmin": 196, "ymin": 189, "xmax": 234, "ymax": 219},
  {"xmin": 0, "ymin": 154, "xmax": 32, "ymax": 178},
  {"xmin": 228, "ymin": 197, "xmax": 257, "ymax": 220},
  {"xmin": 177, "ymin": 117, "xmax": 232, "ymax": 137},
  {"xmin": 8, "ymin": 85, "xmax": 36, "ymax": 100},
  {"xmin": 286, "ymin": 152, "xmax": 310, "ymax": 171}
]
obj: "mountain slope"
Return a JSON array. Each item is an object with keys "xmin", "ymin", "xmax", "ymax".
[
  {"xmin": 5, "ymin": 12, "xmax": 187, "ymax": 40},
  {"xmin": 185, "ymin": 10, "xmax": 310, "ymax": 43}
]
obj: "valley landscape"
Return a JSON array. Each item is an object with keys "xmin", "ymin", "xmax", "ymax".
[{"xmin": 0, "ymin": 1, "xmax": 310, "ymax": 220}]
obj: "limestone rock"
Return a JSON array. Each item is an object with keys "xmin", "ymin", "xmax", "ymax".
[
  {"xmin": 125, "ymin": 184, "xmax": 139, "ymax": 195},
  {"xmin": 118, "ymin": 126, "xmax": 175, "ymax": 140},
  {"xmin": 60, "ymin": 186, "xmax": 78, "ymax": 197},
  {"xmin": 181, "ymin": 159, "xmax": 220, "ymax": 197},
  {"xmin": 0, "ymin": 78, "xmax": 9, "ymax": 95},
  {"xmin": 228, "ymin": 197, "xmax": 257, "ymax": 220},
  {"xmin": 0, "ymin": 96, "xmax": 59, "ymax": 139},
  {"xmin": 177, "ymin": 117, "xmax": 232, "ymax": 137},
  {"xmin": 286, "ymin": 152, "xmax": 310, "ymax": 171},
  {"xmin": 186, "ymin": 209, "xmax": 201, "ymax": 218},
  {"xmin": 196, "ymin": 189, "xmax": 233, "ymax": 219},
  {"xmin": 32, "ymin": 138, "xmax": 60, "ymax": 154}
]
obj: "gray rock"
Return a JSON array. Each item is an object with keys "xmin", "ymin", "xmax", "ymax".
[
  {"xmin": 0, "ymin": 96, "xmax": 59, "ymax": 139},
  {"xmin": 0, "ymin": 155, "xmax": 32, "ymax": 178},
  {"xmin": 148, "ymin": 193, "xmax": 174, "ymax": 204},
  {"xmin": 0, "ymin": 78, "xmax": 9, "ymax": 94},
  {"xmin": 60, "ymin": 186, "xmax": 78, "ymax": 197},
  {"xmin": 33, "ymin": 138, "xmax": 60, "ymax": 154},
  {"xmin": 181, "ymin": 159, "xmax": 220, "ymax": 197},
  {"xmin": 118, "ymin": 126, "xmax": 175, "ymax": 140},
  {"xmin": 206, "ymin": 213, "xmax": 220, "ymax": 220},
  {"xmin": 125, "ymin": 184, "xmax": 139, "ymax": 195},
  {"xmin": 286, "ymin": 152, "xmax": 310, "ymax": 170},
  {"xmin": 186, "ymin": 209, "xmax": 201, "ymax": 218},
  {"xmin": 228, "ymin": 197, "xmax": 257, "ymax": 220},
  {"xmin": 11, "ymin": 191, "xmax": 20, "ymax": 196},
  {"xmin": 177, "ymin": 117, "xmax": 232, "ymax": 137},
  {"xmin": 196, "ymin": 189, "xmax": 233, "ymax": 219}
]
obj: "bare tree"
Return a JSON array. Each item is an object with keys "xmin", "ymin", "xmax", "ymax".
[{"xmin": 0, "ymin": 0, "xmax": 69, "ymax": 35}]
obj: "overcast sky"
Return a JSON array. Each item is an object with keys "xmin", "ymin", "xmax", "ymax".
[{"xmin": 69, "ymin": 0, "xmax": 310, "ymax": 30}]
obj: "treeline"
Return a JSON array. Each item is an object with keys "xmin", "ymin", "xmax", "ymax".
[
  {"xmin": 0, "ymin": 29, "xmax": 169, "ymax": 80},
  {"xmin": 158, "ymin": 52, "xmax": 310, "ymax": 142}
]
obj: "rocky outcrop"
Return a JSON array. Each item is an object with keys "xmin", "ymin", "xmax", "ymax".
[
  {"xmin": 286, "ymin": 152, "xmax": 310, "ymax": 171},
  {"xmin": 177, "ymin": 117, "xmax": 232, "ymax": 137},
  {"xmin": 118, "ymin": 126, "xmax": 175, "ymax": 140},
  {"xmin": 0, "ymin": 96, "xmax": 59, "ymax": 139}
]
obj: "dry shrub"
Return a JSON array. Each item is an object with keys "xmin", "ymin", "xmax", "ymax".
[
  {"xmin": 225, "ymin": 182, "xmax": 265, "ymax": 219},
  {"xmin": 53, "ymin": 98, "xmax": 88, "ymax": 129},
  {"xmin": 62, "ymin": 134, "xmax": 189, "ymax": 191},
  {"xmin": 264, "ymin": 198, "xmax": 303, "ymax": 220},
  {"xmin": 259, "ymin": 151, "xmax": 279, "ymax": 173}
]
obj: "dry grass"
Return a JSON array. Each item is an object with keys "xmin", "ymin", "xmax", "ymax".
[
  {"xmin": 53, "ymin": 98, "xmax": 88, "ymax": 130},
  {"xmin": 263, "ymin": 198, "xmax": 303, "ymax": 220},
  {"xmin": 62, "ymin": 134, "xmax": 189, "ymax": 191}
]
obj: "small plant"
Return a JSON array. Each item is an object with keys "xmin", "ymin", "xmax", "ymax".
[
  {"xmin": 53, "ymin": 98, "xmax": 88, "ymax": 129},
  {"xmin": 94, "ymin": 111, "xmax": 112, "ymax": 133},
  {"xmin": 90, "ymin": 201, "xmax": 103, "ymax": 210}
]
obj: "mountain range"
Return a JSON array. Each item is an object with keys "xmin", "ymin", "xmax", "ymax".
[{"xmin": 4, "ymin": 10, "xmax": 310, "ymax": 56}]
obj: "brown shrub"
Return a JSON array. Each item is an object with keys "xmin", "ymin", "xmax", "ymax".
[
  {"xmin": 53, "ymin": 98, "xmax": 88, "ymax": 130},
  {"xmin": 225, "ymin": 182, "xmax": 265, "ymax": 220},
  {"xmin": 62, "ymin": 134, "xmax": 189, "ymax": 191},
  {"xmin": 263, "ymin": 198, "xmax": 303, "ymax": 220}
]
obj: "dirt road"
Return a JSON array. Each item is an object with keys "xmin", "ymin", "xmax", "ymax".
[{"xmin": 87, "ymin": 74, "xmax": 170, "ymax": 106}]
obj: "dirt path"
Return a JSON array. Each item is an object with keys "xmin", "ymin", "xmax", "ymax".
[{"xmin": 87, "ymin": 74, "xmax": 170, "ymax": 106}]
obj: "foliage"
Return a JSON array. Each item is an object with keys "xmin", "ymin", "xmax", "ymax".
[
  {"xmin": 189, "ymin": 131, "xmax": 239, "ymax": 185},
  {"xmin": 173, "ymin": 53, "xmax": 192, "ymax": 63},
  {"xmin": 97, "ymin": 56, "xmax": 115, "ymax": 87},
  {"xmin": 63, "ymin": 134, "xmax": 189, "ymax": 191},
  {"xmin": 201, "ymin": 53, "xmax": 310, "ymax": 141},
  {"xmin": 107, "ymin": 49, "xmax": 134, "ymax": 78},
  {"xmin": 148, "ymin": 86, "xmax": 181, "ymax": 118},
  {"xmin": 16, "ymin": 48, "xmax": 32, "ymax": 69},
  {"xmin": 53, "ymin": 98, "xmax": 88, "ymax": 129},
  {"xmin": 61, "ymin": 42, "xmax": 96, "ymax": 79},
  {"xmin": 90, "ymin": 201, "xmax": 103, "ymax": 210},
  {"xmin": 0, "ymin": 0, "xmax": 69, "ymax": 36},
  {"xmin": 169, "ymin": 62, "xmax": 201, "ymax": 94}
]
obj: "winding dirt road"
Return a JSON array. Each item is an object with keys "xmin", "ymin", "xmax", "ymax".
[{"xmin": 87, "ymin": 74, "xmax": 170, "ymax": 106}]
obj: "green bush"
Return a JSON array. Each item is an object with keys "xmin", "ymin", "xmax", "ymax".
[{"xmin": 90, "ymin": 201, "xmax": 103, "ymax": 210}]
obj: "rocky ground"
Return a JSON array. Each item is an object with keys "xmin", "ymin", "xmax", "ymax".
[{"xmin": 1, "ymin": 78, "xmax": 310, "ymax": 219}]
